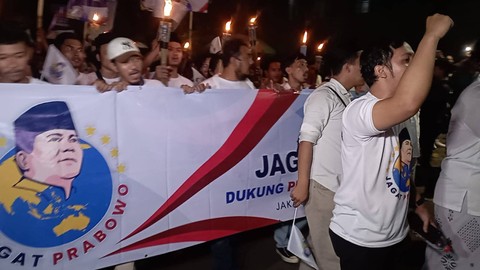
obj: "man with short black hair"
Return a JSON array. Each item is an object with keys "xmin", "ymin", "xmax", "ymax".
[
  {"xmin": 53, "ymin": 32, "xmax": 97, "ymax": 85},
  {"xmin": 260, "ymin": 55, "xmax": 285, "ymax": 89},
  {"xmin": 153, "ymin": 33, "xmax": 194, "ymax": 88},
  {"xmin": 329, "ymin": 14, "xmax": 453, "ymax": 270},
  {"xmin": 94, "ymin": 32, "xmax": 119, "ymax": 84},
  {"xmin": 202, "ymin": 38, "xmax": 255, "ymax": 90},
  {"xmin": 291, "ymin": 44, "xmax": 364, "ymax": 270},
  {"xmin": 144, "ymin": 33, "xmax": 207, "ymax": 94},
  {"xmin": 91, "ymin": 32, "xmax": 125, "ymax": 92},
  {"xmin": 0, "ymin": 22, "xmax": 45, "ymax": 84},
  {"xmin": 282, "ymin": 53, "xmax": 311, "ymax": 93}
]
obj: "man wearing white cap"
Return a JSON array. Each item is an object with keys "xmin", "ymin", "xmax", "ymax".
[{"xmin": 107, "ymin": 37, "xmax": 164, "ymax": 87}]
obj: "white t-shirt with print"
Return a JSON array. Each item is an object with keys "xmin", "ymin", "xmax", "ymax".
[{"xmin": 330, "ymin": 92, "xmax": 411, "ymax": 248}]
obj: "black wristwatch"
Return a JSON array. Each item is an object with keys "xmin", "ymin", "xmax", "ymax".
[{"xmin": 415, "ymin": 196, "xmax": 426, "ymax": 208}]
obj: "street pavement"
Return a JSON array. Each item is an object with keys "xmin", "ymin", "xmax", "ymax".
[{"xmin": 132, "ymin": 222, "xmax": 428, "ymax": 270}]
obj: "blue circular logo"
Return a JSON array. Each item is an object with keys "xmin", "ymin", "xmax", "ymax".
[{"xmin": 0, "ymin": 140, "xmax": 112, "ymax": 248}]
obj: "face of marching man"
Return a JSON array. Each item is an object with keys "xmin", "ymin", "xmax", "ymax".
[{"xmin": 0, "ymin": 42, "xmax": 32, "ymax": 83}]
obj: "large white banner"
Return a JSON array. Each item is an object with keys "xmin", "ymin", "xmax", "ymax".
[{"xmin": 0, "ymin": 84, "xmax": 307, "ymax": 269}]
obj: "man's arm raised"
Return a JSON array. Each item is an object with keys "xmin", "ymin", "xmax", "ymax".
[{"xmin": 372, "ymin": 14, "xmax": 453, "ymax": 131}]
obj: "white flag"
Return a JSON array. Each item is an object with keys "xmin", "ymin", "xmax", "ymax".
[
  {"xmin": 287, "ymin": 208, "xmax": 319, "ymax": 270},
  {"xmin": 192, "ymin": 67, "xmax": 206, "ymax": 85},
  {"xmin": 188, "ymin": 0, "xmax": 208, "ymax": 12},
  {"xmin": 210, "ymin": 36, "xmax": 222, "ymax": 54},
  {"xmin": 67, "ymin": 0, "xmax": 109, "ymax": 21},
  {"xmin": 42, "ymin": 45, "xmax": 78, "ymax": 85}
]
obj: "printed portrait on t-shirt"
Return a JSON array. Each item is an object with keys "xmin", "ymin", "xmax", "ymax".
[{"xmin": 392, "ymin": 128, "xmax": 412, "ymax": 192}]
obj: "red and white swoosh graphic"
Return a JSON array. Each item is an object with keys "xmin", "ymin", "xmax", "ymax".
[
  {"xmin": 120, "ymin": 90, "xmax": 298, "ymax": 243},
  {"xmin": 105, "ymin": 216, "xmax": 278, "ymax": 256}
]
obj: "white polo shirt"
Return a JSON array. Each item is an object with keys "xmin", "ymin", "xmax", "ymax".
[{"xmin": 434, "ymin": 79, "xmax": 480, "ymax": 216}]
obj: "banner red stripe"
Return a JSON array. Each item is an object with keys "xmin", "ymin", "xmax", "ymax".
[
  {"xmin": 198, "ymin": 4, "xmax": 208, "ymax": 13},
  {"xmin": 107, "ymin": 216, "xmax": 278, "ymax": 256},
  {"xmin": 121, "ymin": 90, "xmax": 298, "ymax": 242}
]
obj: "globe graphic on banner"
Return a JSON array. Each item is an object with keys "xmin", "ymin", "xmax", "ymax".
[{"xmin": 0, "ymin": 141, "xmax": 112, "ymax": 248}]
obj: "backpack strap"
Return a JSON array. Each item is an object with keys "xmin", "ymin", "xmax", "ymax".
[{"xmin": 325, "ymin": 85, "xmax": 348, "ymax": 107}]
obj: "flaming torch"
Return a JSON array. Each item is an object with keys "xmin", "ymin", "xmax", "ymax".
[{"xmin": 159, "ymin": 0, "xmax": 173, "ymax": 66}]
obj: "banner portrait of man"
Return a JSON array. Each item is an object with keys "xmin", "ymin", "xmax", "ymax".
[{"xmin": 0, "ymin": 101, "xmax": 112, "ymax": 248}]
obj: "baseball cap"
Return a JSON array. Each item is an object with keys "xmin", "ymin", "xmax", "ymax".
[{"xmin": 107, "ymin": 37, "xmax": 142, "ymax": 62}]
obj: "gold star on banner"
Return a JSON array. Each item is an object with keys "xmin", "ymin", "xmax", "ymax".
[
  {"xmin": 101, "ymin": 135, "xmax": 111, "ymax": 145},
  {"xmin": 110, "ymin": 148, "xmax": 119, "ymax": 158},
  {"xmin": 86, "ymin": 126, "xmax": 96, "ymax": 136},
  {"xmin": 81, "ymin": 143, "xmax": 91, "ymax": 150},
  {"xmin": 0, "ymin": 137, "xmax": 6, "ymax": 147},
  {"xmin": 117, "ymin": 163, "xmax": 126, "ymax": 174}
]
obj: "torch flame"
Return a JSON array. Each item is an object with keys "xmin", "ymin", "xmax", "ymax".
[
  {"xmin": 249, "ymin": 17, "xmax": 256, "ymax": 25},
  {"xmin": 92, "ymin": 13, "xmax": 100, "ymax": 22},
  {"xmin": 302, "ymin": 31, "xmax": 308, "ymax": 44},
  {"xmin": 317, "ymin": 43, "xmax": 324, "ymax": 51},
  {"xmin": 184, "ymin": 42, "xmax": 190, "ymax": 49},
  {"xmin": 164, "ymin": 0, "xmax": 172, "ymax": 17},
  {"xmin": 225, "ymin": 20, "xmax": 232, "ymax": 32}
]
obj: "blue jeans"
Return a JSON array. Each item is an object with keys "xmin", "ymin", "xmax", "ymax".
[{"xmin": 274, "ymin": 218, "xmax": 308, "ymax": 248}]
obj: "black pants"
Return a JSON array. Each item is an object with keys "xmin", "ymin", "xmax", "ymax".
[{"xmin": 329, "ymin": 229, "xmax": 408, "ymax": 270}]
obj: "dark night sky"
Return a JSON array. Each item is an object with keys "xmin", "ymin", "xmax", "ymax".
[
  {"xmin": 110, "ymin": 0, "xmax": 480, "ymax": 61},
  {"xmin": 218, "ymin": 0, "xmax": 479, "ymax": 59},
  {"xmin": 185, "ymin": 0, "xmax": 480, "ymax": 60},
  {"xmin": 2, "ymin": 0, "xmax": 480, "ymax": 60}
]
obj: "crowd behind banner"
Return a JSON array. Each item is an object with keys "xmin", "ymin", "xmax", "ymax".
[
  {"xmin": 0, "ymin": 5, "xmax": 478, "ymax": 270},
  {"xmin": 0, "ymin": 84, "xmax": 307, "ymax": 270}
]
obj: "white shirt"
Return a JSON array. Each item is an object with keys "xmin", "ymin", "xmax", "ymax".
[
  {"xmin": 330, "ymin": 92, "xmax": 411, "ymax": 248},
  {"xmin": 124, "ymin": 78, "xmax": 166, "ymax": 88},
  {"xmin": 299, "ymin": 79, "xmax": 351, "ymax": 192},
  {"xmin": 104, "ymin": 77, "xmax": 120, "ymax": 85},
  {"xmin": 142, "ymin": 79, "xmax": 165, "ymax": 87},
  {"xmin": 192, "ymin": 67, "xmax": 206, "ymax": 85},
  {"xmin": 280, "ymin": 80, "xmax": 302, "ymax": 92},
  {"xmin": 202, "ymin": 74, "xmax": 255, "ymax": 89},
  {"xmin": 29, "ymin": 77, "xmax": 48, "ymax": 84},
  {"xmin": 169, "ymin": 75, "xmax": 194, "ymax": 88},
  {"xmin": 434, "ymin": 80, "xmax": 480, "ymax": 216},
  {"xmin": 76, "ymin": 72, "xmax": 97, "ymax": 85}
]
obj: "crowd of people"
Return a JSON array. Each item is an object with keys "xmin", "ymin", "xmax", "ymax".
[{"xmin": 1, "ymin": 11, "xmax": 479, "ymax": 270}]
